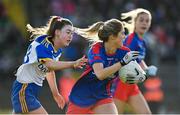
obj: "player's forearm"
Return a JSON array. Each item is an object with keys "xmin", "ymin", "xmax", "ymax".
[
  {"xmin": 45, "ymin": 60, "xmax": 75, "ymax": 71},
  {"xmin": 95, "ymin": 62, "xmax": 122, "ymax": 80},
  {"xmin": 46, "ymin": 71, "xmax": 59, "ymax": 96},
  {"xmin": 139, "ymin": 60, "xmax": 148, "ymax": 70}
]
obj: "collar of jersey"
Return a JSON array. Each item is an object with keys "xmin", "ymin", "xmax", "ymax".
[
  {"xmin": 134, "ymin": 32, "xmax": 143, "ymax": 41},
  {"xmin": 36, "ymin": 35, "xmax": 62, "ymax": 55},
  {"xmin": 45, "ymin": 37, "xmax": 58, "ymax": 53}
]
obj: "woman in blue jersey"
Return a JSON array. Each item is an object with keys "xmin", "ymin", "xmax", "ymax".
[
  {"xmin": 66, "ymin": 19, "xmax": 142, "ymax": 114},
  {"xmin": 11, "ymin": 16, "xmax": 87, "ymax": 114},
  {"xmin": 113, "ymin": 8, "xmax": 158, "ymax": 114}
]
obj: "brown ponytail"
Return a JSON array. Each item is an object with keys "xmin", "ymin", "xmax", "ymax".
[
  {"xmin": 26, "ymin": 16, "xmax": 72, "ymax": 41},
  {"xmin": 74, "ymin": 21, "xmax": 104, "ymax": 42},
  {"xmin": 75, "ymin": 19, "xmax": 123, "ymax": 42}
]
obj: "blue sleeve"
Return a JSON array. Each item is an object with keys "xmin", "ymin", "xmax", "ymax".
[
  {"xmin": 88, "ymin": 48, "xmax": 104, "ymax": 66},
  {"xmin": 124, "ymin": 38, "xmax": 145, "ymax": 63},
  {"xmin": 124, "ymin": 39, "xmax": 137, "ymax": 51},
  {"xmin": 136, "ymin": 58, "xmax": 142, "ymax": 63},
  {"xmin": 136, "ymin": 41, "xmax": 146, "ymax": 63},
  {"xmin": 117, "ymin": 46, "xmax": 131, "ymax": 61},
  {"xmin": 36, "ymin": 45, "xmax": 53, "ymax": 62}
]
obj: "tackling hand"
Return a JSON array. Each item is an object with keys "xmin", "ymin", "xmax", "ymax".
[{"xmin": 73, "ymin": 55, "xmax": 88, "ymax": 69}]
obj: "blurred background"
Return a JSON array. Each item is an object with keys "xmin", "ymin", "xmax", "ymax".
[{"xmin": 0, "ymin": 0, "xmax": 180, "ymax": 114}]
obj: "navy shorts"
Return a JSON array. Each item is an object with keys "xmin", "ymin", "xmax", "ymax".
[{"xmin": 11, "ymin": 80, "xmax": 42, "ymax": 113}]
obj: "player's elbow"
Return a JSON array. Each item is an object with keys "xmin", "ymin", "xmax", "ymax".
[
  {"xmin": 44, "ymin": 60, "xmax": 55, "ymax": 71},
  {"xmin": 95, "ymin": 72, "xmax": 105, "ymax": 80}
]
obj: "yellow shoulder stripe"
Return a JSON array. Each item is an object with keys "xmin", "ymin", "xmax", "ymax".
[{"xmin": 39, "ymin": 58, "xmax": 52, "ymax": 63}]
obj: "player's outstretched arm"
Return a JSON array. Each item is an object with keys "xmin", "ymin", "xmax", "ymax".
[{"xmin": 44, "ymin": 55, "xmax": 87, "ymax": 71}]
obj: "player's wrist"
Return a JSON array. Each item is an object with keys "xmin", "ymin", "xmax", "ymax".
[
  {"xmin": 120, "ymin": 60, "xmax": 126, "ymax": 66},
  {"xmin": 73, "ymin": 61, "xmax": 78, "ymax": 68},
  {"xmin": 52, "ymin": 91, "xmax": 60, "ymax": 98}
]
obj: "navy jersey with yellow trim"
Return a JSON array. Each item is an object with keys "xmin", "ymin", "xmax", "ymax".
[
  {"xmin": 69, "ymin": 42, "xmax": 130, "ymax": 107},
  {"xmin": 124, "ymin": 32, "xmax": 146, "ymax": 63},
  {"xmin": 16, "ymin": 35, "xmax": 62, "ymax": 86}
]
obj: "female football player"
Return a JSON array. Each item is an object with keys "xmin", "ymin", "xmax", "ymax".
[
  {"xmin": 11, "ymin": 16, "xmax": 87, "ymax": 114},
  {"xmin": 66, "ymin": 19, "xmax": 141, "ymax": 114},
  {"xmin": 113, "ymin": 8, "xmax": 157, "ymax": 114}
]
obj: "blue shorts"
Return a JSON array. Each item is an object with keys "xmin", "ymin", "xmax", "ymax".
[{"xmin": 11, "ymin": 80, "xmax": 42, "ymax": 113}]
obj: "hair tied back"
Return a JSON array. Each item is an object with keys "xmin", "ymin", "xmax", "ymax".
[{"xmin": 56, "ymin": 16, "xmax": 62, "ymax": 22}]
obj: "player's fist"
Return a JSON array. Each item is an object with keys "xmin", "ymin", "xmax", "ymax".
[
  {"xmin": 53, "ymin": 93, "xmax": 65, "ymax": 109},
  {"xmin": 120, "ymin": 51, "xmax": 139, "ymax": 66},
  {"xmin": 73, "ymin": 55, "xmax": 88, "ymax": 69},
  {"xmin": 145, "ymin": 65, "xmax": 158, "ymax": 76},
  {"xmin": 125, "ymin": 72, "xmax": 147, "ymax": 84}
]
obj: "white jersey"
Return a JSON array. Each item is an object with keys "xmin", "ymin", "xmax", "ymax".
[{"xmin": 16, "ymin": 35, "xmax": 62, "ymax": 86}]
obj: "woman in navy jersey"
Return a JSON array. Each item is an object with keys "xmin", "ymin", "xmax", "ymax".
[
  {"xmin": 113, "ymin": 8, "xmax": 158, "ymax": 114},
  {"xmin": 11, "ymin": 16, "xmax": 87, "ymax": 114},
  {"xmin": 66, "ymin": 19, "xmax": 141, "ymax": 114}
]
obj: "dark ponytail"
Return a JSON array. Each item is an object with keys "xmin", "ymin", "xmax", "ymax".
[{"xmin": 26, "ymin": 16, "xmax": 73, "ymax": 41}]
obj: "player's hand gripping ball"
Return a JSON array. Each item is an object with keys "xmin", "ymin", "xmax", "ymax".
[{"xmin": 119, "ymin": 61, "xmax": 147, "ymax": 84}]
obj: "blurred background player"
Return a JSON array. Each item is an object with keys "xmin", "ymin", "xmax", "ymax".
[
  {"xmin": 113, "ymin": 8, "xmax": 158, "ymax": 114},
  {"xmin": 11, "ymin": 16, "xmax": 87, "ymax": 114},
  {"xmin": 66, "ymin": 19, "xmax": 140, "ymax": 114}
]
